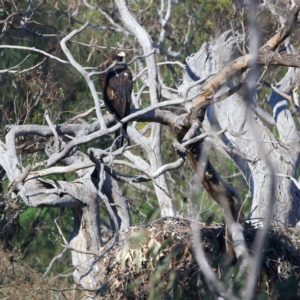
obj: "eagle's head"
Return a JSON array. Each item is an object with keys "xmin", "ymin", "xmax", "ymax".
[{"xmin": 109, "ymin": 50, "xmax": 125, "ymax": 62}]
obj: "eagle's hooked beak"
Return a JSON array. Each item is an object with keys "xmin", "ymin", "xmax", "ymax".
[{"xmin": 117, "ymin": 51, "xmax": 125, "ymax": 57}]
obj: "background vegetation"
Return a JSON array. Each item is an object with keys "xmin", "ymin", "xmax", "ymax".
[{"xmin": 1, "ymin": 0, "xmax": 299, "ymax": 298}]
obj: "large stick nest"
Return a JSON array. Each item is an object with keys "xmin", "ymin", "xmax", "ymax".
[{"xmin": 93, "ymin": 218, "xmax": 300, "ymax": 299}]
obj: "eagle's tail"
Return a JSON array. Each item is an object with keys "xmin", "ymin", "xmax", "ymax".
[{"xmin": 115, "ymin": 123, "xmax": 129, "ymax": 149}]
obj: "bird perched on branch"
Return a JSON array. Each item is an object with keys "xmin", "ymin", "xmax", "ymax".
[{"xmin": 99, "ymin": 50, "xmax": 133, "ymax": 149}]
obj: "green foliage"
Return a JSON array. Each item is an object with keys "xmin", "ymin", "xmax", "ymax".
[
  {"xmin": 2, "ymin": 0, "xmax": 299, "ymax": 298},
  {"xmin": 272, "ymin": 272, "xmax": 299, "ymax": 299},
  {"xmin": 14, "ymin": 207, "xmax": 73, "ymax": 275}
]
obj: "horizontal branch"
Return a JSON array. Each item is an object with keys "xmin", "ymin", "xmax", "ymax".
[
  {"xmin": 26, "ymin": 162, "xmax": 95, "ymax": 180},
  {"xmin": 0, "ymin": 45, "xmax": 70, "ymax": 64},
  {"xmin": 26, "ymin": 152, "xmax": 185, "ymax": 185},
  {"xmin": 182, "ymin": 129, "xmax": 227, "ymax": 147},
  {"xmin": 258, "ymin": 52, "xmax": 300, "ymax": 68},
  {"xmin": 46, "ymin": 99, "xmax": 183, "ymax": 167},
  {"xmin": 192, "ymin": 3, "xmax": 300, "ymax": 108},
  {"xmin": 60, "ymin": 243, "xmax": 100, "ymax": 256},
  {"xmin": 152, "ymin": 157, "xmax": 185, "ymax": 178},
  {"xmin": 90, "ymin": 50, "xmax": 156, "ymax": 77}
]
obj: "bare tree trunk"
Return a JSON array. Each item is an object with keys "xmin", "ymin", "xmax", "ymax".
[
  {"xmin": 179, "ymin": 29, "xmax": 300, "ymax": 226},
  {"xmin": 69, "ymin": 183, "xmax": 102, "ymax": 288},
  {"xmin": 101, "ymin": 172, "xmax": 131, "ymax": 231},
  {"xmin": 115, "ymin": 0, "xmax": 174, "ymax": 216}
]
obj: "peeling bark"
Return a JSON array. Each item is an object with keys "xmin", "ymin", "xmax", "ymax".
[{"xmin": 179, "ymin": 28, "xmax": 300, "ymax": 225}]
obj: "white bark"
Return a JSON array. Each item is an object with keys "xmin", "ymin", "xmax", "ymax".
[
  {"xmin": 0, "ymin": 121, "xmax": 134, "ymax": 289},
  {"xmin": 179, "ymin": 30, "xmax": 300, "ymax": 225},
  {"xmin": 115, "ymin": 0, "xmax": 174, "ymax": 216}
]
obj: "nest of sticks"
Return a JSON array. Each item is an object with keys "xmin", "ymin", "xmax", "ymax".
[{"xmin": 94, "ymin": 217, "xmax": 300, "ymax": 299}]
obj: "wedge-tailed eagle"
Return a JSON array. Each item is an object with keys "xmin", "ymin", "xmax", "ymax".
[{"xmin": 99, "ymin": 50, "xmax": 132, "ymax": 149}]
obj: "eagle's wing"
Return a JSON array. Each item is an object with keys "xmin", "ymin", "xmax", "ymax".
[
  {"xmin": 105, "ymin": 65, "xmax": 132, "ymax": 120},
  {"xmin": 99, "ymin": 61, "xmax": 121, "ymax": 118},
  {"xmin": 99, "ymin": 61, "xmax": 109, "ymax": 90},
  {"xmin": 99, "ymin": 61, "xmax": 132, "ymax": 148}
]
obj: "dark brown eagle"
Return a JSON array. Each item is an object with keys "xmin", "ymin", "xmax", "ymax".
[{"xmin": 99, "ymin": 50, "xmax": 133, "ymax": 149}]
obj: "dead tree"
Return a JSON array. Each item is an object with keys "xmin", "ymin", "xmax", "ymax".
[{"xmin": 1, "ymin": 0, "xmax": 300, "ymax": 298}]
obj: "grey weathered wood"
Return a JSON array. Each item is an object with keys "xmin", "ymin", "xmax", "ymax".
[
  {"xmin": 179, "ymin": 29, "xmax": 300, "ymax": 226},
  {"xmin": 115, "ymin": 0, "xmax": 175, "ymax": 217}
]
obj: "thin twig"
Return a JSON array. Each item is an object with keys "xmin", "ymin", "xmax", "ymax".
[
  {"xmin": 60, "ymin": 21, "xmax": 107, "ymax": 132},
  {"xmin": 44, "ymin": 110, "xmax": 60, "ymax": 152},
  {"xmin": 0, "ymin": 45, "xmax": 70, "ymax": 64},
  {"xmin": 54, "ymin": 219, "xmax": 68, "ymax": 244},
  {"xmin": 43, "ymin": 248, "xmax": 67, "ymax": 277}
]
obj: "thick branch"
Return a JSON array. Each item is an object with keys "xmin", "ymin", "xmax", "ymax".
[{"xmin": 192, "ymin": 4, "xmax": 300, "ymax": 107}]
